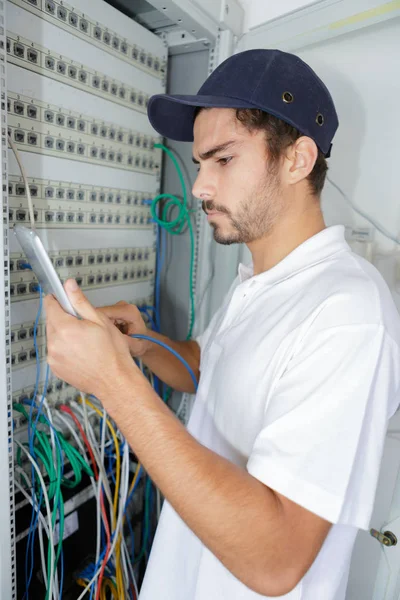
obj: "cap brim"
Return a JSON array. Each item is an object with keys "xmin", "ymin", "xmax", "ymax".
[{"xmin": 147, "ymin": 94, "xmax": 256, "ymax": 141}]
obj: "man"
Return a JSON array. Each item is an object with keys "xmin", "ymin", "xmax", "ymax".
[{"xmin": 45, "ymin": 50, "xmax": 400, "ymax": 599}]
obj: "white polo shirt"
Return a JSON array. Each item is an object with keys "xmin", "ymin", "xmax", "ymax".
[{"xmin": 139, "ymin": 225, "xmax": 400, "ymax": 600}]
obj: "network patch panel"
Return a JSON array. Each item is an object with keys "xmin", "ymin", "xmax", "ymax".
[
  {"xmin": 7, "ymin": 33, "xmax": 152, "ymax": 113},
  {"xmin": 8, "ymin": 91, "xmax": 161, "ymax": 154},
  {"xmin": 10, "ymin": 246, "xmax": 156, "ymax": 301},
  {"xmin": 7, "ymin": 99, "xmax": 161, "ymax": 174},
  {"xmin": 11, "ymin": 320, "xmax": 46, "ymax": 369},
  {"xmin": 10, "ymin": 0, "xmax": 167, "ymax": 79},
  {"xmin": 8, "ymin": 174, "xmax": 154, "ymax": 229}
]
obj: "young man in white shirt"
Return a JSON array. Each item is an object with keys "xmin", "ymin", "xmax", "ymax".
[{"xmin": 45, "ymin": 49, "xmax": 400, "ymax": 599}]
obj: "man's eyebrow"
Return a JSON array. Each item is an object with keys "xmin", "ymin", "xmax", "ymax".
[{"xmin": 192, "ymin": 140, "xmax": 237, "ymax": 164}]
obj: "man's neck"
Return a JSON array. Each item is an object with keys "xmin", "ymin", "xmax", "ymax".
[{"xmin": 247, "ymin": 200, "xmax": 326, "ymax": 276}]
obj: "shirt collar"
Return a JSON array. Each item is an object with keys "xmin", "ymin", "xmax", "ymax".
[{"xmin": 238, "ymin": 225, "xmax": 350, "ymax": 285}]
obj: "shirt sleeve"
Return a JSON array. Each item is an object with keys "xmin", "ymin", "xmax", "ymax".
[{"xmin": 247, "ymin": 324, "xmax": 400, "ymax": 530}]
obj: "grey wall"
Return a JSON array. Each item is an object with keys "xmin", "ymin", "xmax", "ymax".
[{"xmin": 159, "ymin": 50, "xmax": 210, "ymax": 341}]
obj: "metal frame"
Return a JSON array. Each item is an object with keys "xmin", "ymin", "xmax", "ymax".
[{"xmin": 0, "ymin": 0, "xmax": 15, "ymax": 596}]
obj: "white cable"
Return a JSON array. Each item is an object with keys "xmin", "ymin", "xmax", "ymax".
[
  {"xmin": 93, "ymin": 406, "xmax": 107, "ymax": 599},
  {"xmin": 40, "ymin": 397, "xmax": 57, "ymax": 467},
  {"xmin": 8, "ymin": 134, "xmax": 36, "ymax": 229},
  {"xmin": 121, "ymin": 537, "xmax": 139, "ymax": 598},
  {"xmin": 327, "ymin": 176, "xmax": 400, "ymax": 246},
  {"xmin": 15, "ymin": 441, "xmax": 55, "ymax": 600}
]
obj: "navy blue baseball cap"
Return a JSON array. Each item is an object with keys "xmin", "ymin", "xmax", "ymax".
[{"xmin": 147, "ymin": 49, "xmax": 338, "ymax": 157}]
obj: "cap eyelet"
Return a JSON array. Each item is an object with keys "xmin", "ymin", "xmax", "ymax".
[
  {"xmin": 316, "ymin": 113, "xmax": 324, "ymax": 126},
  {"xmin": 282, "ymin": 91, "xmax": 294, "ymax": 104}
]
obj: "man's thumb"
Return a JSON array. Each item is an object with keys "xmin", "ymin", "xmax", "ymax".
[{"xmin": 64, "ymin": 279, "xmax": 102, "ymax": 323}]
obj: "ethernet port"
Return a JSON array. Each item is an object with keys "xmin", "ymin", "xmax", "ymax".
[
  {"xmin": 57, "ymin": 188, "xmax": 65, "ymax": 199},
  {"xmin": 55, "ymin": 257, "xmax": 64, "ymax": 266},
  {"xmin": 75, "ymin": 256, "xmax": 83, "ymax": 266},
  {"xmin": 123, "ymin": 271, "xmax": 128, "ymax": 281},
  {"xmin": 123, "ymin": 252, "xmax": 129, "ymax": 261},
  {"xmin": 77, "ymin": 120, "xmax": 85, "ymax": 132},
  {"xmin": 29, "ymin": 282, "xmax": 39, "ymax": 293},
  {"xmin": 27, "ymin": 104, "xmax": 37, "ymax": 119},
  {"xmin": 45, "ymin": 136, "xmax": 54, "ymax": 149},
  {"xmin": 67, "ymin": 116, "xmax": 76, "ymax": 128},
  {"xmin": 45, "ymin": 56, "xmax": 55, "ymax": 70},
  {"xmin": 27, "ymin": 49, "xmax": 38, "ymax": 64},
  {"xmin": 92, "ymin": 76, "xmax": 100, "ymax": 88},
  {"xmin": 112, "ymin": 273, "xmax": 118, "ymax": 281},
  {"xmin": 116, "ymin": 195, "xmax": 122, "ymax": 204},
  {"xmin": 96, "ymin": 274, "xmax": 103, "ymax": 284},
  {"xmin": 66, "ymin": 256, "xmax": 74, "ymax": 266},
  {"xmin": 27, "ymin": 133, "xmax": 38, "ymax": 145},
  {"xmin": 6, "ymin": 38, "xmax": 10, "ymax": 54},
  {"xmin": 57, "ymin": 61, "xmax": 67, "ymax": 75},
  {"xmin": 104, "ymin": 274, "xmax": 111, "ymax": 283},
  {"xmin": 80, "ymin": 19, "xmax": 89, "ymax": 33},
  {"xmin": 56, "ymin": 380, "xmax": 63, "ymax": 391},
  {"xmin": 154, "ymin": 60, "xmax": 160, "ymax": 72},
  {"xmin": 99, "ymin": 215, "xmax": 105, "ymax": 224},
  {"xmin": 107, "ymin": 215, "xmax": 112, "ymax": 224},
  {"xmin": 94, "ymin": 27, "xmax": 102, "ymax": 39},
  {"xmin": 96, "ymin": 255, "xmax": 104, "ymax": 264},
  {"xmin": 121, "ymin": 42, "xmax": 127, "ymax": 54},
  {"xmin": 119, "ymin": 88, "xmax": 126, "ymax": 99},
  {"xmin": 76, "ymin": 277, "xmax": 83, "ymax": 286},
  {"xmin": 11, "ymin": 330, "xmax": 15, "ymax": 342},
  {"xmin": 29, "ymin": 327, "xmax": 35, "ymax": 338},
  {"xmin": 89, "ymin": 214, "xmax": 96, "ymax": 223},
  {"xmin": 125, "ymin": 216, "xmax": 131, "ymax": 224},
  {"xmin": 69, "ymin": 12, "xmax": 78, "ymax": 27},
  {"xmin": 79, "ymin": 70, "xmax": 87, "ymax": 83},
  {"xmin": 17, "ymin": 283, "xmax": 27, "ymax": 295},
  {"xmin": 45, "ymin": 0, "xmax": 55, "ymax": 14},
  {"xmin": 107, "ymin": 193, "xmax": 113, "ymax": 203},
  {"xmin": 16, "ymin": 184, "xmax": 25, "ymax": 196},
  {"xmin": 130, "ymin": 92, "xmax": 137, "ymax": 104},
  {"xmin": 99, "ymin": 150, "xmax": 106, "ymax": 160},
  {"xmin": 143, "ymin": 268, "xmax": 148, "ymax": 277},
  {"xmin": 45, "ymin": 187, "xmax": 54, "ymax": 198},
  {"xmin": 112, "ymin": 36, "xmax": 120, "ymax": 50},
  {"xmin": 67, "ymin": 189, "xmax": 75, "ymax": 199},
  {"xmin": 47, "ymin": 384, "xmax": 53, "ymax": 394},
  {"xmin": 14, "ymin": 43, "xmax": 25, "ymax": 58},
  {"xmin": 117, "ymin": 131, "xmax": 124, "ymax": 142},
  {"xmin": 18, "ymin": 351, "xmax": 28, "ymax": 362},
  {"xmin": 138, "ymin": 95, "xmax": 144, "ymax": 106},
  {"xmin": 68, "ymin": 65, "xmax": 77, "ymax": 79},
  {"xmin": 111, "ymin": 84, "xmax": 118, "ymax": 96},
  {"xmin": 90, "ymin": 192, "xmax": 97, "ymax": 201},
  {"xmin": 90, "ymin": 147, "xmax": 98, "ymax": 158},
  {"xmin": 109, "ymin": 128, "xmax": 115, "ymax": 140},
  {"xmin": 137, "ymin": 269, "xmax": 142, "ymax": 278},
  {"xmin": 113, "ymin": 253, "xmax": 119, "ymax": 262},
  {"xmin": 56, "ymin": 212, "xmax": 64, "ymax": 222},
  {"xmin": 108, "ymin": 151, "xmax": 115, "ymax": 162},
  {"xmin": 30, "ymin": 185, "xmax": 38, "ymax": 197},
  {"xmin": 130, "ymin": 251, "xmax": 136, "ymax": 260},
  {"xmin": 18, "ymin": 329, "xmax": 27, "ymax": 340},
  {"xmin": 128, "ymin": 135, "xmax": 134, "ymax": 145},
  {"xmin": 88, "ymin": 275, "xmax": 95, "ymax": 285},
  {"xmin": 77, "ymin": 213, "xmax": 84, "ymax": 223},
  {"xmin": 100, "ymin": 126, "xmax": 107, "ymax": 137},
  {"xmin": 88, "ymin": 255, "xmax": 95, "ymax": 265},
  {"xmin": 10, "ymin": 259, "xmax": 14, "ymax": 271},
  {"xmin": 77, "ymin": 144, "xmax": 85, "ymax": 155},
  {"xmin": 10, "ymin": 285, "xmax": 15, "ymax": 297},
  {"xmin": 77, "ymin": 191, "xmax": 85, "ymax": 201},
  {"xmin": 140, "ymin": 53, "xmax": 146, "ymax": 64},
  {"xmin": 9, "ymin": 209, "xmax": 14, "ymax": 221},
  {"xmin": 14, "ymin": 101, "xmax": 24, "ymax": 115},
  {"xmin": 91, "ymin": 124, "xmax": 99, "ymax": 135},
  {"xmin": 127, "ymin": 196, "xmax": 132, "ymax": 205},
  {"xmin": 116, "ymin": 153, "xmax": 123, "ymax": 163},
  {"xmin": 137, "ymin": 252, "xmax": 142, "ymax": 260},
  {"xmin": 105, "ymin": 254, "xmax": 111, "ymax": 263},
  {"xmin": 56, "ymin": 113, "xmax": 65, "ymax": 126},
  {"xmin": 14, "ymin": 130, "xmax": 25, "ymax": 143},
  {"xmin": 45, "ymin": 211, "xmax": 54, "ymax": 222},
  {"xmin": 103, "ymin": 31, "xmax": 111, "ymax": 44},
  {"xmin": 130, "ymin": 270, "xmax": 135, "ymax": 279},
  {"xmin": 16, "ymin": 210, "xmax": 27, "ymax": 221},
  {"xmin": 147, "ymin": 56, "xmax": 153, "ymax": 68},
  {"xmin": 132, "ymin": 48, "xmax": 138, "ymax": 60},
  {"xmin": 115, "ymin": 216, "xmax": 121, "ymax": 224},
  {"xmin": 57, "ymin": 5, "xmax": 67, "ymax": 20},
  {"xmin": 44, "ymin": 109, "xmax": 54, "ymax": 123},
  {"xmin": 127, "ymin": 156, "xmax": 133, "ymax": 166},
  {"xmin": 34, "ymin": 211, "xmax": 38, "ymax": 221},
  {"xmin": 29, "ymin": 349, "xmax": 37, "ymax": 360},
  {"xmin": 66, "ymin": 142, "xmax": 75, "ymax": 153}
]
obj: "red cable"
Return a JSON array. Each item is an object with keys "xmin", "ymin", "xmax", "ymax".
[{"xmin": 59, "ymin": 404, "xmax": 111, "ymax": 597}]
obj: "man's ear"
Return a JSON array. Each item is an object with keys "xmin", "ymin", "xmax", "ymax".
[{"xmin": 285, "ymin": 137, "xmax": 318, "ymax": 185}]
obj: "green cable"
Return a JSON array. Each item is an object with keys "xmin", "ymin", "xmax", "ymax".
[{"xmin": 152, "ymin": 144, "xmax": 196, "ymax": 339}]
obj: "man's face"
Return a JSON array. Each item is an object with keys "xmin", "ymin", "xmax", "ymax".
[{"xmin": 192, "ymin": 108, "xmax": 284, "ymax": 245}]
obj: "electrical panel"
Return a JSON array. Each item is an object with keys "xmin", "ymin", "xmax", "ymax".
[{"xmin": 1, "ymin": 0, "xmax": 167, "ymax": 596}]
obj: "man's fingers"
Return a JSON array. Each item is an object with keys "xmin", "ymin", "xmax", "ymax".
[
  {"xmin": 44, "ymin": 294, "xmax": 69, "ymax": 334},
  {"xmin": 64, "ymin": 279, "xmax": 103, "ymax": 324},
  {"xmin": 97, "ymin": 303, "xmax": 135, "ymax": 321}
]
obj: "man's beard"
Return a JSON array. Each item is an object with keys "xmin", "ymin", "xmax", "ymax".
[{"xmin": 202, "ymin": 166, "xmax": 283, "ymax": 245}]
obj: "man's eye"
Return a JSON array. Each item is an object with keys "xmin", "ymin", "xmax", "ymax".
[{"xmin": 218, "ymin": 157, "xmax": 232, "ymax": 166}]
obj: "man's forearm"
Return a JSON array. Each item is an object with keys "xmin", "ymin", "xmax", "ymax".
[
  {"xmin": 140, "ymin": 330, "xmax": 200, "ymax": 393},
  {"xmin": 101, "ymin": 364, "xmax": 300, "ymax": 597}
]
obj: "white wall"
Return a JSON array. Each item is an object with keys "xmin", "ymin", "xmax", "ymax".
[{"xmin": 239, "ymin": 0, "xmax": 318, "ymax": 31}]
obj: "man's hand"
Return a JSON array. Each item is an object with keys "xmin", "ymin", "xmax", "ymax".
[
  {"xmin": 97, "ymin": 301, "xmax": 150, "ymax": 358},
  {"xmin": 44, "ymin": 279, "xmax": 140, "ymax": 399}
]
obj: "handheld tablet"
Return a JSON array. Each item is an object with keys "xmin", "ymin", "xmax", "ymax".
[{"xmin": 13, "ymin": 225, "xmax": 78, "ymax": 317}]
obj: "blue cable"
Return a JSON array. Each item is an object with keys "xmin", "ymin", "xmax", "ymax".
[{"xmin": 130, "ymin": 335, "xmax": 198, "ymax": 392}]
